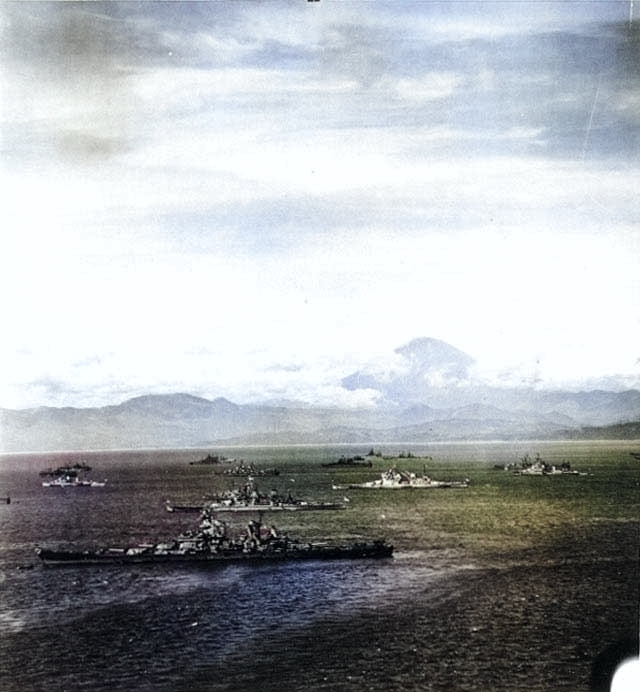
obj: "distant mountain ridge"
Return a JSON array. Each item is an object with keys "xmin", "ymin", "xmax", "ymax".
[
  {"xmin": 2, "ymin": 338, "xmax": 638, "ymax": 451},
  {"xmin": 1, "ymin": 389, "xmax": 639, "ymax": 452}
]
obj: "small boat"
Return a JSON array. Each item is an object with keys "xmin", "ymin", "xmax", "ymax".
[
  {"xmin": 36, "ymin": 513, "xmax": 392, "ymax": 566},
  {"xmin": 334, "ymin": 468, "xmax": 469, "ymax": 490},
  {"xmin": 165, "ymin": 503, "xmax": 204, "ymax": 513}
]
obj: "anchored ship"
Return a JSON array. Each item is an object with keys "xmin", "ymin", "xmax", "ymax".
[
  {"xmin": 36, "ymin": 511, "xmax": 392, "ymax": 566},
  {"xmin": 322, "ymin": 455, "xmax": 373, "ymax": 468},
  {"xmin": 502, "ymin": 454, "xmax": 587, "ymax": 475},
  {"xmin": 333, "ymin": 468, "xmax": 469, "ymax": 490},
  {"xmin": 40, "ymin": 462, "xmax": 105, "ymax": 487},
  {"xmin": 42, "ymin": 476, "xmax": 106, "ymax": 488},
  {"xmin": 166, "ymin": 479, "xmax": 346, "ymax": 513},
  {"xmin": 217, "ymin": 462, "xmax": 280, "ymax": 477}
]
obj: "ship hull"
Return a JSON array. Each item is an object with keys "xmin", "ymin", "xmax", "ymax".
[
  {"xmin": 166, "ymin": 502, "xmax": 346, "ymax": 513},
  {"xmin": 348, "ymin": 481, "xmax": 469, "ymax": 489},
  {"xmin": 36, "ymin": 542, "xmax": 392, "ymax": 566}
]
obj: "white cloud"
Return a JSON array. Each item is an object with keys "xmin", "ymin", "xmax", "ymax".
[
  {"xmin": 2, "ymin": 150, "xmax": 638, "ymax": 408},
  {"xmin": 1, "ymin": 1, "xmax": 637, "ymax": 409},
  {"xmin": 394, "ymin": 73, "xmax": 462, "ymax": 101}
]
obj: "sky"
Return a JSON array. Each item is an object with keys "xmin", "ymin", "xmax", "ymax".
[{"xmin": 1, "ymin": 0, "xmax": 639, "ymax": 410}]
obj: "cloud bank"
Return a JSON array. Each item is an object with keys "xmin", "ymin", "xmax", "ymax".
[{"xmin": 1, "ymin": 1, "xmax": 638, "ymax": 409}]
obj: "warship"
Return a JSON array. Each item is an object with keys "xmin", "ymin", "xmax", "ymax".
[
  {"xmin": 36, "ymin": 510, "xmax": 391, "ymax": 566},
  {"xmin": 166, "ymin": 479, "xmax": 346, "ymax": 513}
]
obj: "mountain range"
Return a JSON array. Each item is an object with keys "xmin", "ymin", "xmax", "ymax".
[{"xmin": 1, "ymin": 338, "xmax": 639, "ymax": 451}]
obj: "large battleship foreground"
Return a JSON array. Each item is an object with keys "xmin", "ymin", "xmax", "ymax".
[{"xmin": 36, "ymin": 509, "xmax": 392, "ymax": 566}]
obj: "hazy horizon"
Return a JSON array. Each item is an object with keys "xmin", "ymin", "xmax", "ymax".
[
  {"xmin": 1, "ymin": 1, "xmax": 638, "ymax": 410},
  {"xmin": 2, "ymin": 335, "xmax": 640, "ymax": 414}
]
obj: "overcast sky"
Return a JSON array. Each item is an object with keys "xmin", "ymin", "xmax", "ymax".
[{"xmin": 1, "ymin": 1, "xmax": 639, "ymax": 409}]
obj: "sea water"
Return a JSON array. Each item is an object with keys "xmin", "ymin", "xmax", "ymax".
[
  {"xmin": 1, "ymin": 444, "xmax": 637, "ymax": 692},
  {"xmin": 0, "ymin": 448, "xmax": 456, "ymax": 692}
]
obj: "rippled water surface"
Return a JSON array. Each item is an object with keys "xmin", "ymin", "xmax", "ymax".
[
  {"xmin": 0, "ymin": 449, "xmax": 458, "ymax": 691},
  {"xmin": 1, "ymin": 445, "xmax": 637, "ymax": 692}
]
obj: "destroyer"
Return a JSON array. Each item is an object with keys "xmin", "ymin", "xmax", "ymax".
[{"xmin": 36, "ymin": 511, "xmax": 392, "ymax": 566}]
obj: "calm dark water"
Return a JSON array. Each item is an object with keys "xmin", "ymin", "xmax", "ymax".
[{"xmin": 0, "ymin": 448, "xmax": 461, "ymax": 692}]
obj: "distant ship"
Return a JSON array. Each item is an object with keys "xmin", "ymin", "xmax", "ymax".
[
  {"xmin": 166, "ymin": 499, "xmax": 346, "ymax": 513},
  {"xmin": 334, "ymin": 468, "xmax": 469, "ymax": 490},
  {"xmin": 41, "ymin": 463, "xmax": 106, "ymax": 488},
  {"xmin": 502, "ymin": 454, "xmax": 587, "ymax": 476},
  {"xmin": 189, "ymin": 454, "xmax": 236, "ymax": 466},
  {"xmin": 322, "ymin": 455, "xmax": 372, "ymax": 468},
  {"xmin": 36, "ymin": 512, "xmax": 392, "ymax": 566},
  {"xmin": 217, "ymin": 462, "xmax": 280, "ymax": 477},
  {"xmin": 42, "ymin": 476, "xmax": 106, "ymax": 488},
  {"xmin": 39, "ymin": 462, "xmax": 92, "ymax": 477},
  {"xmin": 167, "ymin": 479, "xmax": 346, "ymax": 513}
]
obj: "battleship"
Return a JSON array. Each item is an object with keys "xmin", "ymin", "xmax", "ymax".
[
  {"xmin": 166, "ymin": 479, "xmax": 346, "ymax": 513},
  {"xmin": 333, "ymin": 468, "xmax": 469, "ymax": 490},
  {"xmin": 36, "ymin": 511, "xmax": 392, "ymax": 566}
]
